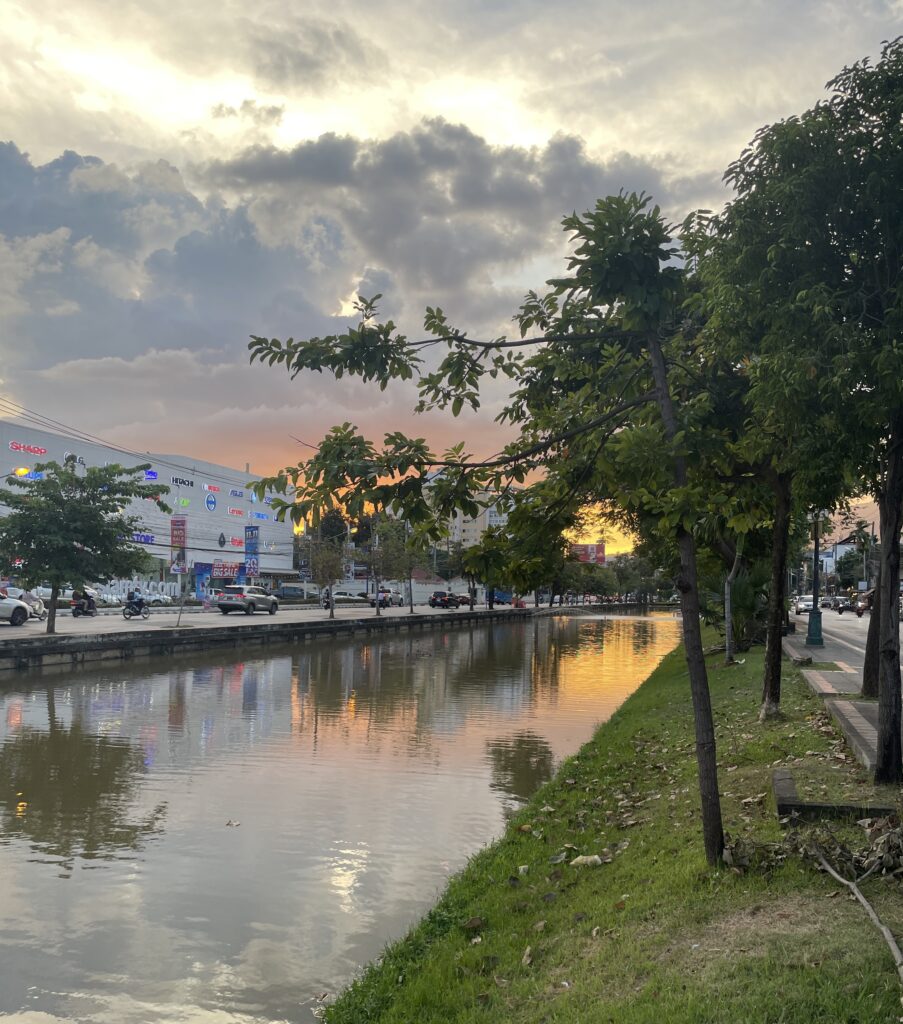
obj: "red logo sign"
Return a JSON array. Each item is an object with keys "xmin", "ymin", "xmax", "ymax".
[
  {"xmin": 9, "ymin": 441, "xmax": 47, "ymax": 456},
  {"xmin": 204, "ymin": 484, "xmax": 220, "ymax": 492},
  {"xmin": 229, "ymin": 537, "xmax": 244, "ymax": 547},
  {"xmin": 227, "ymin": 507, "xmax": 243, "ymax": 516}
]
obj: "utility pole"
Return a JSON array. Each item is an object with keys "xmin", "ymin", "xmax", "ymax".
[{"xmin": 806, "ymin": 511, "xmax": 824, "ymax": 647}]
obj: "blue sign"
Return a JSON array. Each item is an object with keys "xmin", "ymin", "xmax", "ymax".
[
  {"xmin": 25, "ymin": 471, "xmax": 43, "ymax": 480},
  {"xmin": 244, "ymin": 525, "xmax": 260, "ymax": 558},
  {"xmin": 205, "ymin": 493, "xmax": 217, "ymax": 511},
  {"xmin": 249, "ymin": 491, "xmax": 258, "ymax": 503},
  {"xmin": 230, "ymin": 488, "xmax": 244, "ymax": 498},
  {"xmin": 251, "ymin": 511, "xmax": 268, "ymax": 521},
  {"xmin": 133, "ymin": 532, "xmax": 155, "ymax": 544},
  {"xmin": 144, "ymin": 469, "xmax": 158, "ymax": 481},
  {"xmin": 263, "ymin": 496, "xmax": 273, "ymax": 505}
]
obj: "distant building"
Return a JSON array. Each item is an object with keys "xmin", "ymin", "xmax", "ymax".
[
  {"xmin": 448, "ymin": 494, "xmax": 509, "ymax": 548},
  {"xmin": 571, "ymin": 542, "xmax": 606, "ymax": 565}
]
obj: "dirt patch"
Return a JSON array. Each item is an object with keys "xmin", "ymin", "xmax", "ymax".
[{"xmin": 662, "ymin": 893, "xmax": 863, "ymax": 971}]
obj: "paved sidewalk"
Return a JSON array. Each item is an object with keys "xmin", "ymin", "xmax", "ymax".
[{"xmin": 783, "ymin": 623, "xmax": 878, "ymax": 772}]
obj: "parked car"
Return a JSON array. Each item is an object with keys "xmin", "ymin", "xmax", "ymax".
[
  {"xmin": 370, "ymin": 588, "xmax": 403, "ymax": 607},
  {"xmin": 217, "ymin": 585, "xmax": 278, "ymax": 615},
  {"xmin": 795, "ymin": 594, "xmax": 814, "ymax": 614},
  {"xmin": 147, "ymin": 593, "xmax": 173, "ymax": 606},
  {"xmin": 429, "ymin": 591, "xmax": 460, "ymax": 609}
]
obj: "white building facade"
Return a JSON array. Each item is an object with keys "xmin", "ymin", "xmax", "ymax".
[{"xmin": 0, "ymin": 421, "xmax": 295, "ymax": 595}]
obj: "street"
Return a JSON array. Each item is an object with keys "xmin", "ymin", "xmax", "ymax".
[{"xmin": 0, "ymin": 601, "xmax": 504, "ymax": 638}]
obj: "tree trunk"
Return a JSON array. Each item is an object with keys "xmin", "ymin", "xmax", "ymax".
[
  {"xmin": 647, "ymin": 332, "xmax": 724, "ymax": 865},
  {"xmin": 875, "ymin": 419, "xmax": 903, "ymax": 783},
  {"xmin": 328, "ymin": 591, "xmax": 335, "ymax": 620},
  {"xmin": 408, "ymin": 569, "xmax": 414, "ymax": 614},
  {"xmin": 862, "ymin": 565, "xmax": 880, "ymax": 698},
  {"xmin": 46, "ymin": 583, "xmax": 59, "ymax": 634},
  {"xmin": 761, "ymin": 472, "xmax": 791, "ymax": 719},
  {"xmin": 375, "ymin": 571, "xmax": 381, "ymax": 616}
]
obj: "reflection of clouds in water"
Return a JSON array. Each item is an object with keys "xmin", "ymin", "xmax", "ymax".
[{"xmin": 0, "ymin": 617, "xmax": 680, "ymax": 1022}]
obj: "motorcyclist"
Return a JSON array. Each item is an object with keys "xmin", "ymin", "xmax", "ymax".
[
  {"xmin": 21, "ymin": 589, "xmax": 45, "ymax": 619},
  {"xmin": 126, "ymin": 588, "xmax": 145, "ymax": 614}
]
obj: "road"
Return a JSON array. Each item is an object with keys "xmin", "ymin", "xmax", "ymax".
[{"xmin": 2, "ymin": 601, "xmax": 504, "ymax": 638}]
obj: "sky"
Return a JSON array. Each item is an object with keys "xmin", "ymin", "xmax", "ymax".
[{"xmin": 0, "ymin": 0, "xmax": 900, "ymax": 551}]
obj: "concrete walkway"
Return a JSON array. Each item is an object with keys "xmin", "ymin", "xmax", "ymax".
[{"xmin": 782, "ymin": 614, "xmax": 879, "ymax": 772}]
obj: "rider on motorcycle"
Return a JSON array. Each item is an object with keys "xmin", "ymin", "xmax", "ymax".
[{"xmin": 126, "ymin": 588, "xmax": 145, "ymax": 614}]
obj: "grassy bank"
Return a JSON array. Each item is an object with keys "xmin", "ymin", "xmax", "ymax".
[{"xmin": 323, "ymin": 638, "xmax": 903, "ymax": 1023}]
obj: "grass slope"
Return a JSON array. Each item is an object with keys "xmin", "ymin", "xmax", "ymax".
[{"xmin": 324, "ymin": 641, "xmax": 903, "ymax": 1024}]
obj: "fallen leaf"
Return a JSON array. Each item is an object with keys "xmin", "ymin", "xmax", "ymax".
[{"xmin": 521, "ymin": 946, "xmax": 533, "ymax": 966}]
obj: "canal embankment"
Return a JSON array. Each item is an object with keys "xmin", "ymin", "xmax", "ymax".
[
  {"xmin": 322, "ymin": 640, "xmax": 903, "ymax": 1023},
  {"xmin": 0, "ymin": 606, "xmax": 533, "ymax": 675}
]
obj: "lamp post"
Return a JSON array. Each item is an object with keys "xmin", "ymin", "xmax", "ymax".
[{"xmin": 806, "ymin": 511, "xmax": 824, "ymax": 647}]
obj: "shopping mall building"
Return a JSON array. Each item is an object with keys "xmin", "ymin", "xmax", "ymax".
[{"xmin": 1, "ymin": 420, "xmax": 295, "ymax": 597}]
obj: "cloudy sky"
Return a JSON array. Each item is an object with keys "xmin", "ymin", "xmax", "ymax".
[{"xmin": 0, "ymin": 0, "xmax": 899, "ymax": 484}]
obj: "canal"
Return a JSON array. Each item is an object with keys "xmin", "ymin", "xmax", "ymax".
[{"xmin": 0, "ymin": 613, "xmax": 680, "ymax": 1022}]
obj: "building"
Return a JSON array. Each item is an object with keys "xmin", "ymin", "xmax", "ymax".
[
  {"xmin": 0, "ymin": 420, "xmax": 295, "ymax": 595},
  {"xmin": 446, "ymin": 492, "xmax": 510, "ymax": 548},
  {"xmin": 570, "ymin": 541, "xmax": 607, "ymax": 565}
]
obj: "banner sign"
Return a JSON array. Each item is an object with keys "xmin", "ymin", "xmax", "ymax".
[
  {"xmin": 212, "ymin": 560, "xmax": 243, "ymax": 578},
  {"xmin": 170, "ymin": 516, "xmax": 187, "ymax": 573},
  {"xmin": 244, "ymin": 525, "xmax": 259, "ymax": 557}
]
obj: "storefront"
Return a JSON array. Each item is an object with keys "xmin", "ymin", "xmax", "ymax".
[{"xmin": 0, "ymin": 422, "xmax": 295, "ymax": 592}]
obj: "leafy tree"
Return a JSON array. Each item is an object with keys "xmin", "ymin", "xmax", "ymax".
[
  {"xmin": 373, "ymin": 518, "xmax": 430, "ymax": 613},
  {"xmin": 249, "ymin": 195, "xmax": 732, "ymax": 863},
  {"xmin": 320, "ymin": 507, "xmax": 348, "ymax": 542},
  {"xmin": 308, "ymin": 538, "xmax": 346, "ymax": 619},
  {"xmin": 0, "ymin": 458, "xmax": 169, "ymax": 633},
  {"xmin": 835, "ymin": 549, "xmax": 861, "ymax": 589},
  {"xmin": 711, "ymin": 39, "xmax": 903, "ymax": 780}
]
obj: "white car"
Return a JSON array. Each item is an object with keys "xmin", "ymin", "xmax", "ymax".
[
  {"xmin": 795, "ymin": 594, "xmax": 814, "ymax": 614},
  {"xmin": 0, "ymin": 595, "xmax": 33, "ymax": 626},
  {"xmin": 324, "ymin": 589, "xmax": 368, "ymax": 607},
  {"xmin": 147, "ymin": 593, "xmax": 173, "ymax": 606},
  {"xmin": 218, "ymin": 585, "xmax": 278, "ymax": 615}
]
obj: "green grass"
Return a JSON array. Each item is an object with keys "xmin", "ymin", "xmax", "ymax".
[{"xmin": 323, "ymin": 640, "xmax": 903, "ymax": 1023}]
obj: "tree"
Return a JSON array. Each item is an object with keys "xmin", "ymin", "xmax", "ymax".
[
  {"xmin": 0, "ymin": 458, "xmax": 169, "ymax": 633},
  {"xmin": 249, "ymin": 195, "xmax": 731, "ymax": 863},
  {"xmin": 320, "ymin": 507, "xmax": 348, "ymax": 542},
  {"xmin": 308, "ymin": 538, "xmax": 346, "ymax": 619},
  {"xmin": 711, "ymin": 39, "xmax": 903, "ymax": 780},
  {"xmin": 374, "ymin": 518, "xmax": 430, "ymax": 613}
]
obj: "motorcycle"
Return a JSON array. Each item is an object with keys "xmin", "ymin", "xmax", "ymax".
[
  {"xmin": 24, "ymin": 597, "xmax": 47, "ymax": 622},
  {"xmin": 71, "ymin": 596, "xmax": 97, "ymax": 618},
  {"xmin": 122, "ymin": 601, "xmax": 150, "ymax": 620}
]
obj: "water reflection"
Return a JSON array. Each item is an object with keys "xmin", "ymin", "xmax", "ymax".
[
  {"xmin": 0, "ymin": 614, "xmax": 679, "ymax": 1022},
  {"xmin": 0, "ymin": 691, "xmax": 165, "ymax": 865}
]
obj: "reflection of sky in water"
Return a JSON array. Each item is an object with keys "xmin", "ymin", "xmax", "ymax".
[{"xmin": 0, "ymin": 614, "xmax": 679, "ymax": 1022}]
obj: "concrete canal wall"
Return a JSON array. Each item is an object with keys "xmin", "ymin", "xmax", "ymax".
[{"xmin": 0, "ymin": 607, "xmax": 532, "ymax": 676}]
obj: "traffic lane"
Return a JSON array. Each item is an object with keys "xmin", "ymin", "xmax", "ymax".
[
  {"xmin": 794, "ymin": 608, "xmax": 870, "ymax": 657},
  {"xmin": 4, "ymin": 602, "xmax": 492, "ymax": 637}
]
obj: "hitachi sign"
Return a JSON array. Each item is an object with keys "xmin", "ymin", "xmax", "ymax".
[{"xmin": 171, "ymin": 476, "xmax": 194, "ymax": 487}]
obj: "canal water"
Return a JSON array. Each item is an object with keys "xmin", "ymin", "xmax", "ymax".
[{"xmin": 0, "ymin": 613, "xmax": 679, "ymax": 1023}]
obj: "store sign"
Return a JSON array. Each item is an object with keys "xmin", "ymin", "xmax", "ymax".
[
  {"xmin": 227, "ymin": 507, "xmax": 243, "ymax": 516},
  {"xmin": 229, "ymin": 537, "xmax": 244, "ymax": 548},
  {"xmin": 212, "ymin": 560, "xmax": 242, "ymax": 578},
  {"xmin": 170, "ymin": 516, "xmax": 188, "ymax": 573},
  {"xmin": 133, "ymin": 532, "xmax": 155, "ymax": 544},
  {"xmin": 171, "ymin": 476, "xmax": 194, "ymax": 487},
  {"xmin": 63, "ymin": 451, "xmax": 87, "ymax": 466},
  {"xmin": 144, "ymin": 469, "xmax": 158, "ymax": 481},
  {"xmin": 205, "ymin": 493, "xmax": 217, "ymax": 511},
  {"xmin": 263, "ymin": 497, "xmax": 273, "ymax": 505},
  {"xmin": 179, "ymin": 497, "xmax": 190, "ymax": 507},
  {"xmin": 230, "ymin": 488, "xmax": 244, "ymax": 498},
  {"xmin": 9, "ymin": 440, "xmax": 47, "ymax": 455},
  {"xmin": 251, "ymin": 511, "xmax": 268, "ymax": 521},
  {"xmin": 203, "ymin": 484, "xmax": 220, "ymax": 492}
]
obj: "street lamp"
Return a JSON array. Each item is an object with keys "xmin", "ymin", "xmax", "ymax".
[{"xmin": 806, "ymin": 510, "xmax": 824, "ymax": 647}]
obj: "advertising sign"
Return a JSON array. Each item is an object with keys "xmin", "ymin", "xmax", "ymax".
[
  {"xmin": 245, "ymin": 556, "xmax": 259, "ymax": 577},
  {"xmin": 170, "ymin": 516, "xmax": 187, "ymax": 574},
  {"xmin": 244, "ymin": 525, "xmax": 260, "ymax": 557},
  {"xmin": 205, "ymin": 493, "xmax": 217, "ymax": 511}
]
